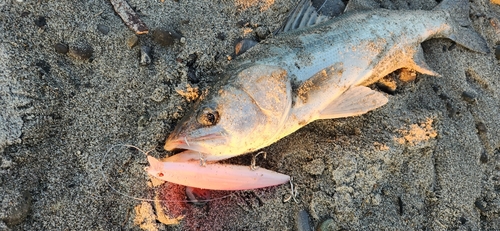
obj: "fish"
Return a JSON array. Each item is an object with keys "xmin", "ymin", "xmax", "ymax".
[{"xmin": 147, "ymin": 0, "xmax": 489, "ymax": 190}]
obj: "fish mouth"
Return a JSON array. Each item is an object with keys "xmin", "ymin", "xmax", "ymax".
[{"xmin": 164, "ymin": 133, "xmax": 227, "ymax": 154}]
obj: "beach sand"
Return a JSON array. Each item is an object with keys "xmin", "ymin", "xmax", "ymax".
[{"xmin": 1, "ymin": 0, "xmax": 499, "ymax": 230}]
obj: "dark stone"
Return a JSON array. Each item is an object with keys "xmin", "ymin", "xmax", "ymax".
[
  {"xmin": 476, "ymin": 122, "xmax": 487, "ymax": 134},
  {"xmin": 54, "ymin": 43, "xmax": 69, "ymax": 54},
  {"xmin": 97, "ymin": 24, "xmax": 110, "ymax": 35},
  {"xmin": 216, "ymin": 32, "xmax": 226, "ymax": 40},
  {"xmin": 480, "ymin": 151, "xmax": 488, "ymax": 163},
  {"xmin": 474, "ymin": 199, "xmax": 486, "ymax": 212},
  {"xmin": 140, "ymin": 46, "xmax": 152, "ymax": 66},
  {"xmin": 187, "ymin": 67, "xmax": 199, "ymax": 83},
  {"xmin": 461, "ymin": 91, "xmax": 476, "ymax": 103},
  {"xmin": 295, "ymin": 209, "xmax": 311, "ymax": 231},
  {"xmin": 152, "ymin": 28, "xmax": 182, "ymax": 47},
  {"xmin": 35, "ymin": 60, "xmax": 51, "ymax": 74},
  {"xmin": 236, "ymin": 20, "xmax": 248, "ymax": 27},
  {"xmin": 68, "ymin": 42, "xmax": 93, "ymax": 60},
  {"xmin": 495, "ymin": 45, "xmax": 500, "ymax": 60},
  {"xmin": 34, "ymin": 16, "xmax": 46, "ymax": 27},
  {"xmin": 186, "ymin": 53, "xmax": 198, "ymax": 67}
]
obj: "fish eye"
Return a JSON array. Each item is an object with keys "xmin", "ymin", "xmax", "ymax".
[{"xmin": 197, "ymin": 107, "xmax": 219, "ymax": 126}]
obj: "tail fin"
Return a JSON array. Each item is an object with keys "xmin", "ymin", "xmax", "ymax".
[{"xmin": 434, "ymin": 0, "xmax": 490, "ymax": 54}]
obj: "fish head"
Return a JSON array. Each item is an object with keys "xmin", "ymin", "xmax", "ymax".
[{"xmin": 165, "ymin": 64, "xmax": 292, "ymax": 160}]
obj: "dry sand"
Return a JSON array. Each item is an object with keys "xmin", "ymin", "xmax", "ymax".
[{"xmin": 1, "ymin": 0, "xmax": 499, "ymax": 230}]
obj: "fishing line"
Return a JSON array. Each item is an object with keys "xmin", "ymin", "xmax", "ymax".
[{"xmin": 99, "ymin": 144, "xmax": 235, "ymax": 203}]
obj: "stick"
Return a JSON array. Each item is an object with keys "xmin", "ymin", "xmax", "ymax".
[{"xmin": 110, "ymin": 0, "xmax": 149, "ymax": 35}]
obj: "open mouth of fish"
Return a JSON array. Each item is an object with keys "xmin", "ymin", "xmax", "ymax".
[{"xmin": 165, "ymin": 133, "xmax": 227, "ymax": 155}]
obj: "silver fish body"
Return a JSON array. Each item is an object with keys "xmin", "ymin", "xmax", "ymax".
[{"xmin": 164, "ymin": 0, "xmax": 488, "ymax": 162}]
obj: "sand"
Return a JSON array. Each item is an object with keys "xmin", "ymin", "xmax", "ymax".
[{"xmin": 1, "ymin": 0, "xmax": 499, "ymax": 230}]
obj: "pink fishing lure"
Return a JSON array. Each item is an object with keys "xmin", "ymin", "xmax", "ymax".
[{"xmin": 145, "ymin": 155, "xmax": 290, "ymax": 190}]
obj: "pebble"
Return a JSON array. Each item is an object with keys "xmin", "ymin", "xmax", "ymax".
[
  {"xmin": 476, "ymin": 122, "xmax": 487, "ymax": 134},
  {"xmin": 0, "ymin": 189, "xmax": 31, "ymax": 227},
  {"xmin": 216, "ymin": 32, "xmax": 226, "ymax": 40},
  {"xmin": 34, "ymin": 16, "xmax": 46, "ymax": 27},
  {"xmin": 68, "ymin": 42, "xmax": 93, "ymax": 60},
  {"xmin": 296, "ymin": 209, "xmax": 312, "ymax": 231},
  {"xmin": 480, "ymin": 151, "xmax": 488, "ymax": 163},
  {"xmin": 54, "ymin": 43, "xmax": 69, "ymax": 54},
  {"xmin": 35, "ymin": 60, "xmax": 51, "ymax": 74},
  {"xmin": 187, "ymin": 67, "xmax": 199, "ymax": 83},
  {"xmin": 495, "ymin": 45, "xmax": 500, "ymax": 60},
  {"xmin": 140, "ymin": 46, "xmax": 152, "ymax": 66},
  {"xmin": 126, "ymin": 34, "xmax": 139, "ymax": 48},
  {"xmin": 152, "ymin": 28, "xmax": 183, "ymax": 47},
  {"xmin": 97, "ymin": 24, "xmax": 110, "ymax": 35},
  {"xmin": 461, "ymin": 91, "xmax": 476, "ymax": 103}
]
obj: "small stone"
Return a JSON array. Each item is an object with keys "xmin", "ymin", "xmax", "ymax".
[
  {"xmin": 68, "ymin": 42, "xmax": 93, "ymax": 60},
  {"xmin": 97, "ymin": 24, "xmax": 110, "ymax": 35},
  {"xmin": 34, "ymin": 16, "xmax": 46, "ymax": 27},
  {"xmin": 187, "ymin": 67, "xmax": 199, "ymax": 83},
  {"xmin": 476, "ymin": 122, "xmax": 487, "ymax": 134},
  {"xmin": 140, "ymin": 46, "xmax": 152, "ymax": 66},
  {"xmin": 480, "ymin": 151, "xmax": 488, "ymax": 163},
  {"xmin": 152, "ymin": 28, "xmax": 183, "ymax": 47},
  {"xmin": 54, "ymin": 43, "xmax": 69, "ymax": 54},
  {"xmin": 186, "ymin": 53, "xmax": 198, "ymax": 67},
  {"xmin": 216, "ymin": 32, "xmax": 226, "ymax": 40},
  {"xmin": 35, "ymin": 60, "xmax": 51, "ymax": 74},
  {"xmin": 495, "ymin": 45, "xmax": 500, "ymax": 60},
  {"xmin": 295, "ymin": 209, "xmax": 311, "ymax": 231},
  {"xmin": 126, "ymin": 35, "xmax": 139, "ymax": 48},
  {"xmin": 459, "ymin": 217, "xmax": 467, "ymax": 225},
  {"xmin": 461, "ymin": 91, "xmax": 476, "ymax": 103},
  {"xmin": 179, "ymin": 37, "xmax": 186, "ymax": 44}
]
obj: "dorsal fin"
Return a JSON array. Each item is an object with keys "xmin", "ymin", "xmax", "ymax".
[{"xmin": 275, "ymin": 0, "xmax": 346, "ymax": 34}]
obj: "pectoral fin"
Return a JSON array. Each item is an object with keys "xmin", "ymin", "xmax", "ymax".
[{"xmin": 318, "ymin": 86, "xmax": 388, "ymax": 119}]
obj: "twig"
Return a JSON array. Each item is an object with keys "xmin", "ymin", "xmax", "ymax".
[{"xmin": 110, "ymin": 0, "xmax": 149, "ymax": 35}]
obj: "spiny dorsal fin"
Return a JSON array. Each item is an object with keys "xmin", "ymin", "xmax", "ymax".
[{"xmin": 275, "ymin": 0, "xmax": 346, "ymax": 34}]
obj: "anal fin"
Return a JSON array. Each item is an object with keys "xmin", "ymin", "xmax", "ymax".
[{"xmin": 318, "ymin": 86, "xmax": 388, "ymax": 119}]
